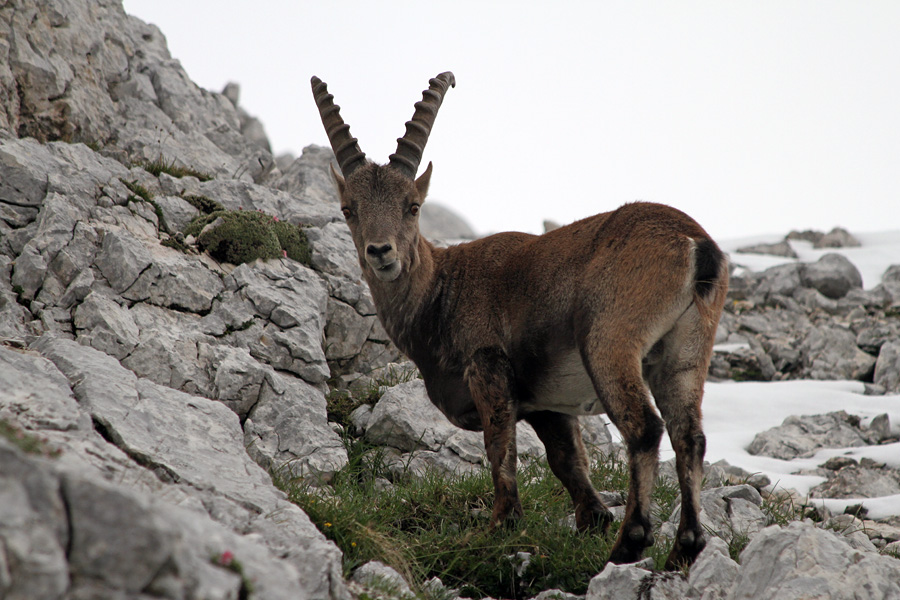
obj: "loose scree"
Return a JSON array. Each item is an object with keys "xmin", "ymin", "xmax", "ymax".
[{"xmin": 311, "ymin": 72, "xmax": 728, "ymax": 569}]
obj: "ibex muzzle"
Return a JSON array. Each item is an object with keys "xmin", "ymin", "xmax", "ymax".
[{"xmin": 312, "ymin": 72, "xmax": 728, "ymax": 572}]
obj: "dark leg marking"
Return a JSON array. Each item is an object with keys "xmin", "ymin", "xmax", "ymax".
[{"xmin": 526, "ymin": 411, "xmax": 614, "ymax": 531}]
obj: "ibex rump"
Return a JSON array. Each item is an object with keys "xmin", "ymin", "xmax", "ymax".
[{"xmin": 312, "ymin": 72, "xmax": 728, "ymax": 568}]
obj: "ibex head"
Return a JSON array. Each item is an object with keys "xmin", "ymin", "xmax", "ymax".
[{"xmin": 311, "ymin": 73, "xmax": 455, "ymax": 283}]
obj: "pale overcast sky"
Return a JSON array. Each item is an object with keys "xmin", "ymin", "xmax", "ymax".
[{"xmin": 123, "ymin": 1, "xmax": 899, "ymax": 240}]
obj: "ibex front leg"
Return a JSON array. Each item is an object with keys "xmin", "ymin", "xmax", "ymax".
[{"xmin": 465, "ymin": 348, "xmax": 523, "ymax": 527}]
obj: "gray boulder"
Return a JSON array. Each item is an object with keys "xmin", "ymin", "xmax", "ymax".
[
  {"xmin": 366, "ymin": 380, "xmax": 544, "ymax": 470},
  {"xmin": 810, "ymin": 464, "xmax": 900, "ymax": 500},
  {"xmin": 814, "ymin": 227, "xmax": 861, "ymax": 249},
  {"xmin": 244, "ymin": 371, "xmax": 348, "ymax": 481},
  {"xmin": 661, "ymin": 485, "xmax": 767, "ymax": 544},
  {"xmin": 801, "ymin": 253, "xmax": 863, "ymax": 299},
  {"xmin": 73, "ymin": 292, "xmax": 140, "ymax": 359},
  {"xmin": 874, "ymin": 339, "xmax": 900, "ymax": 392},
  {"xmin": 685, "ymin": 536, "xmax": 739, "ymax": 600},
  {"xmin": 586, "ymin": 562, "xmax": 653, "ymax": 600},
  {"xmin": 754, "ymin": 263, "xmax": 804, "ymax": 298},
  {"xmin": 419, "ymin": 202, "xmax": 477, "ymax": 241},
  {"xmin": 747, "ymin": 411, "xmax": 875, "ymax": 460},
  {"xmin": 799, "ymin": 324, "xmax": 877, "ymax": 381},
  {"xmin": 735, "ymin": 240, "xmax": 797, "ymax": 258},
  {"xmin": 731, "ymin": 521, "xmax": 900, "ymax": 600},
  {"xmin": 350, "ymin": 561, "xmax": 415, "ymax": 599}
]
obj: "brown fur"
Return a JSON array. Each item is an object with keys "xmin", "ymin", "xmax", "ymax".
[{"xmin": 313, "ymin": 74, "xmax": 729, "ymax": 569}]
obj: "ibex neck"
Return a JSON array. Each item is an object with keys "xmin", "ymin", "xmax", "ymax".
[{"xmin": 367, "ymin": 237, "xmax": 442, "ymax": 355}]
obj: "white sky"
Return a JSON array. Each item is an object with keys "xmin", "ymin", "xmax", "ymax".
[{"xmin": 122, "ymin": 1, "xmax": 900, "ymax": 240}]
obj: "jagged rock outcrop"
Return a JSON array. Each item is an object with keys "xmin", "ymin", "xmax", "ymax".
[
  {"xmin": 712, "ymin": 244, "xmax": 899, "ymax": 389},
  {"xmin": 0, "ymin": 341, "xmax": 346, "ymax": 599}
]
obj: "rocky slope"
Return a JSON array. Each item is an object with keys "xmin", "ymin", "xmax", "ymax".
[{"xmin": 1, "ymin": 1, "xmax": 899, "ymax": 599}]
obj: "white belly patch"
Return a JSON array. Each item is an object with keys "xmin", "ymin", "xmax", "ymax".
[{"xmin": 524, "ymin": 351, "xmax": 605, "ymax": 416}]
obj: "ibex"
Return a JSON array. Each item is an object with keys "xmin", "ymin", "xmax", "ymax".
[{"xmin": 311, "ymin": 72, "xmax": 728, "ymax": 569}]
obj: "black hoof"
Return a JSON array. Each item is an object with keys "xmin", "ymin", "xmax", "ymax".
[
  {"xmin": 665, "ymin": 530, "xmax": 706, "ymax": 570},
  {"xmin": 576, "ymin": 503, "xmax": 615, "ymax": 532},
  {"xmin": 608, "ymin": 523, "xmax": 654, "ymax": 564}
]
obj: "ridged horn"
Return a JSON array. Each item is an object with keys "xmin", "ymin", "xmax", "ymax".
[
  {"xmin": 311, "ymin": 76, "xmax": 367, "ymax": 178},
  {"xmin": 389, "ymin": 72, "xmax": 455, "ymax": 179}
]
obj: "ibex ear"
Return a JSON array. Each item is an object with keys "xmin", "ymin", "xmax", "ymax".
[
  {"xmin": 415, "ymin": 161, "xmax": 433, "ymax": 201},
  {"xmin": 329, "ymin": 162, "xmax": 346, "ymax": 197}
]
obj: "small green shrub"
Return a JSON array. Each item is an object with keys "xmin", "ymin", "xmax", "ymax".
[
  {"xmin": 184, "ymin": 210, "xmax": 312, "ymax": 266},
  {"xmin": 272, "ymin": 220, "xmax": 312, "ymax": 265}
]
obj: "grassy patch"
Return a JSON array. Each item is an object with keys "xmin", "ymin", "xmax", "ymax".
[
  {"xmin": 0, "ymin": 420, "xmax": 61, "ymax": 458},
  {"xmin": 120, "ymin": 178, "xmax": 152, "ymax": 203},
  {"xmin": 276, "ymin": 436, "xmax": 682, "ymax": 599},
  {"xmin": 181, "ymin": 193, "xmax": 224, "ymax": 215},
  {"xmin": 136, "ymin": 155, "xmax": 212, "ymax": 181}
]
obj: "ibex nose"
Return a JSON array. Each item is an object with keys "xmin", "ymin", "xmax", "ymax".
[{"xmin": 366, "ymin": 243, "xmax": 393, "ymax": 258}]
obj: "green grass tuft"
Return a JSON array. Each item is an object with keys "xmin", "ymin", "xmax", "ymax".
[
  {"xmin": 120, "ymin": 179, "xmax": 172, "ymax": 234},
  {"xmin": 276, "ymin": 436, "xmax": 683, "ymax": 599},
  {"xmin": 137, "ymin": 155, "xmax": 213, "ymax": 181}
]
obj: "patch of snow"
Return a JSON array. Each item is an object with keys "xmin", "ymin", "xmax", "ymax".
[{"xmin": 603, "ymin": 379, "xmax": 900, "ymax": 519}]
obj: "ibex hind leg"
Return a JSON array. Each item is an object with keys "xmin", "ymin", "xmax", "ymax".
[
  {"xmin": 581, "ymin": 346, "xmax": 664, "ymax": 564},
  {"xmin": 646, "ymin": 304, "xmax": 715, "ymax": 569},
  {"xmin": 525, "ymin": 411, "xmax": 614, "ymax": 531},
  {"xmin": 465, "ymin": 348, "xmax": 524, "ymax": 527}
]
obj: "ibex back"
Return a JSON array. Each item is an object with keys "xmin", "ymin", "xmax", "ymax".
[{"xmin": 311, "ymin": 72, "xmax": 728, "ymax": 569}]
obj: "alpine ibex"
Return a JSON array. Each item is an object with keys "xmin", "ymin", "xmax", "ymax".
[{"xmin": 311, "ymin": 72, "xmax": 728, "ymax": 568}]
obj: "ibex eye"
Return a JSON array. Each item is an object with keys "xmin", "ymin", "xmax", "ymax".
[
  {"xmin": 409, "ymin": 204, "xmax": 420, "ymax": 216},
  {"xmin": 341, "ymin": 207, "xmax": 352, "ymax": 218}
]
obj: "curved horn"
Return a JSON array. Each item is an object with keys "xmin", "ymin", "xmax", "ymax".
[
  {"xmin": 389, "ymin": 72, "xmax": 456, "ymax": 179},
  {"xmin": 311, "ymin": 76, "xmax": 367, "ymax": 178}
]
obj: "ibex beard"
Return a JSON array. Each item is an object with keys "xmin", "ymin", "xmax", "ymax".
[{"xmin": 312, "ymin": 72, "xmax": 728, "ymax": 570}]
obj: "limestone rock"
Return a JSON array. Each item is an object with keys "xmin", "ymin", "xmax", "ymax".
[
  {"xmin": 754, "ymin": 263, "xmax": 804, "ymax": 298},
  {"xmin": 735, "ymin": 239, "xmax": 797, "ymax": 258},
  {"xmin": 73, "ymin": 292, "xmax": 140, "ymax": 359},
  {"xmin": 586, "ymin": 562, "xmax": 653, "ymax": 600},
  {"xmin": 244, "ymin": 372, "xmax": 348, "ymax": 481},
  {"xmin": 799, "ymin": 325, "xmax": 877, "ymax": 381},
  {"xmin": 366, "ymin": 380, "xmax": 545, "ymax": 471},
  {"xmin": 731, "ymin": 521, "xmax": 900, "ymax": 600},
  {"xmin": 419, "ymin": 202, "xmax": 477, "ymax": 241},
  {"xmin": 685, "ymin": 536, "xmax": 739, "ymax": 600},
  {"xmin": 350, "ymin": 561, "xmax": 415, "ymax": 599},
  {"xmin": 810, "ymin": 464, "xmax": 900, "ymax": 500},
  {"xmin": 814, "ymin": 227, "xmax": 861, "ymax": 249},
  {"xmin": 874, "ymin": 339, "xmax": 900, "ymax": 392},
  {"xmin": 801, "ymin": 253, "xmax": 863, "ymax": 299},
  {"xmin": 661, "ymin": 485, "xmax": 767, "ymax": 543},
  {"xmin": 747, "ymin": 411, "xmax": 875, "ymax": 459}
]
